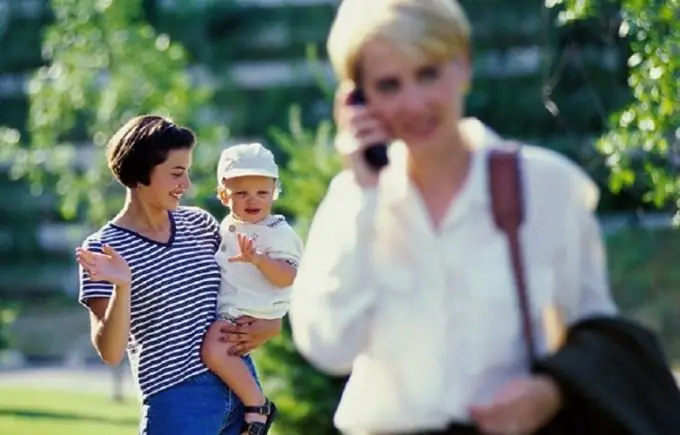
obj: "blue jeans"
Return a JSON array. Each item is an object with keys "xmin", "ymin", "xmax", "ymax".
[{"xmin": 139, "ymin": 357, "xmax": 258, "ymax": 435}]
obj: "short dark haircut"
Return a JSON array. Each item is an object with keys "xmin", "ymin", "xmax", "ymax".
[{"xmin": 106, "ymin": 115, "xmax": 196, "ymax": 188}]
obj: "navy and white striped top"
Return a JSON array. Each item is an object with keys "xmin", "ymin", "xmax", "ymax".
[{"xmin": 78, "ymin": 206, "xmax": 222, "ymax": 398}]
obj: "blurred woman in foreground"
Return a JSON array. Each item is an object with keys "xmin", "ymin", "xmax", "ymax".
[{"xmin": 287, "ymin": 1, "xmax": 680, "ymax": 434}]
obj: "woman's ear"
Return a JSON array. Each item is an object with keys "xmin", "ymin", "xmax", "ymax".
[{"xmin": 216, "ymin": 186, "xmax": 230, "ymax": 207}]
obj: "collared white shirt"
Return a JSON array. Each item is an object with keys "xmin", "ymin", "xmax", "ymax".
[{"xmin": 289, "ymin": 119, "xmax": 616, "ymax": 434}]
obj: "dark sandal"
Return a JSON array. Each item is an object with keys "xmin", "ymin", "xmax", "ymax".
[{"xmin": 241, "ymin": 398, "xmax": 277, "ymax": 435}]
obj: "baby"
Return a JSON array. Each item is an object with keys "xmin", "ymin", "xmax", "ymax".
[{"xmin": 201, "ymin": 142, "xmax": 303, "ymax": 435}]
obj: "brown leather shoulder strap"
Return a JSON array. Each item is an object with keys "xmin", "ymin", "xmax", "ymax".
[{"xmin": 488, "ymin": 145, "xmax": 536, "ymax": 364}]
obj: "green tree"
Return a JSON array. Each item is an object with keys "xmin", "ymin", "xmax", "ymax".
[
  {"xmin": 0, "ymin": 0, "xmax": 227, "ymax": 225},
  {"xmin": 549, "ymin": 0, "xmax": 679, "ymax": 209},
  {"xmin": 273, "ymin": 106, "xmax": 340, "ymax": 237},
  {"xmin": 257, "ymin": 106, "xmax": 344, "ymax": 435}
]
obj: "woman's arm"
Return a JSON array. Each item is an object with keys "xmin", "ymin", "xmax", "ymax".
[
  {"xmin": 77, "ymin": 241, "xmax": 132, "ymax": 366},
  {"xmin": 86, "ymin": 290, "xmax": 131, "ymax": 366},
  {"xmin": 288, "ymin": 172, "xmax": 379, "ymax": 375},
  {"xmin": 563, "ymin": 170, "xmax": 617, "ymax": 323},
  {"xmin": 572, "ymin": 209, "xmax": 617, "ymax": 315}
]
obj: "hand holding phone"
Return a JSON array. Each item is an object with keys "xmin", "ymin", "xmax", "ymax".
[{"xmin": 346, "ymin": 89, "xmax": 390, "ymax": 171}]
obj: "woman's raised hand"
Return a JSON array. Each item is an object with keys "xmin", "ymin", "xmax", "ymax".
[
  {"xmin": 76, "ymin": 244, "xmax": 132, "ymax": 288},
  {"xmin": 333, "ymin": 84, "xmax": 391, "ymax": 188}
]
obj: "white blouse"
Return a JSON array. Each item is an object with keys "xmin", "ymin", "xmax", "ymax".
[{"xmin": 289, "ymin": 120, "xmax": 617, "ymax": 434}]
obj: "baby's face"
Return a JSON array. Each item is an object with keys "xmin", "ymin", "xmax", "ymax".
[{"xmin": 222, "ymin": 176, "xmax": 275, "ymax": 223}]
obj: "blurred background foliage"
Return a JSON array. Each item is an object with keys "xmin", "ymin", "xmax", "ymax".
[
  {"xmin": 0, "ymin": 0, "xmax": 228, "ymax": 225},
  {"xmin": 551, "ymin": 0, "xmax": 680, "ymax": 208},
  {"xmin": 0, "ymin": 0, "xmax": 678, "ymax": 434}
]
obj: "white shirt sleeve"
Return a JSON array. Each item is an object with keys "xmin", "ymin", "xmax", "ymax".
[
  {"xmin": 563, "ymin": 164, "xmax": 618, "ymax": 323},
  {"xmin": 265, "ymin": 222, "xmax": 304, "ymax": 267},
  {"xmin": 289, "ymin": 171, "xmax": 379, "ymax": 375}
]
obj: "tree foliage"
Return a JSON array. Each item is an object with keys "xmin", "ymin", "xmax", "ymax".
[
  {"xmin": 272, "ymin": 105, "xmax": 341, "ymax": 236},
  {"xmin": 0, "ymin": 0, "xmax": 227, "ymax": 225},
  {"xmin": 549, "ymin": 0, "xmax": 680, "ymax": 209},
  {"xmin": 256, "ymin": 106, "xmax": 344, "ymax": 435},
  {"xmin": 1, "ymin": 0, "xmax": 676, "ymax": 433}
]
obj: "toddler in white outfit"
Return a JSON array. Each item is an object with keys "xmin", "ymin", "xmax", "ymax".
[{"xmin": 201, "ymin": 142, "xmax": 303, "ymax": 435}]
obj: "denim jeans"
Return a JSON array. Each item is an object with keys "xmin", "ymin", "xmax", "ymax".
[{"xmin": 139, "ymin": 356, "xmax": 258, "ymax": 435}]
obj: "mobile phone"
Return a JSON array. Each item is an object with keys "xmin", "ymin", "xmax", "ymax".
[{"xmin": 347, "ymin": 88, "xmax": 389, "ymax": 171}]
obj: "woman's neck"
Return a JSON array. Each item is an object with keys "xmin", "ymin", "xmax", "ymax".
[
  {"xmin": 406, "ymin": 126, "xmax": 472, "ymax": 196},
  {"xmin": 115, "ymin": 192, "xmax": 169, "ymax": 232}
]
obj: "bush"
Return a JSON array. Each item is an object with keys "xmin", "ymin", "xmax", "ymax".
[
  {"xmin": 271, "ymin": 106, "xmax": 342, "ymax": 238},
  {"xmin": 255, "ymin": 106, "xmax": 344, "ymax": 435},
  {"xmin": 606, "ymin": 228, "xmax": 680, "ymax": 359},
  {"xmin": 0, "ymin": 301, "xmax": 18, "ymax": 351}
]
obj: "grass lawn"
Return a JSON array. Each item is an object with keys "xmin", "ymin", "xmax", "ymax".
[{"xmin": 0, "ymin": 388, "xmax": 139, "ymax": 435}]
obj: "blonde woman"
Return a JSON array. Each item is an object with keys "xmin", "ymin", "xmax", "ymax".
[{"xmin": 289, "ymin": 0, "xmax": 620, "ymax": 434}]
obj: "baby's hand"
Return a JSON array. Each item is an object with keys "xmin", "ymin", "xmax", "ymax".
[{"xmin": 228, "ymin": 233, "xmax": 263, "ymax": 266}]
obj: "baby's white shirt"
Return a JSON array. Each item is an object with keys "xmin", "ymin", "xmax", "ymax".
[{"xmin": 215, "ymin": 214, "xmax": 303, "ymax": 319}]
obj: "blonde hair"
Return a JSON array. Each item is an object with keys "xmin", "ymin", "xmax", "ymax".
[{"xmin": 327, "ymin": 0, "xmax": 471, "ymax": 83}]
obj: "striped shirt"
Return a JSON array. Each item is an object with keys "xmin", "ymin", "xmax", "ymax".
[{"xmin": 78, "ymin": 206, "xmax": 222, "ymax": 399}]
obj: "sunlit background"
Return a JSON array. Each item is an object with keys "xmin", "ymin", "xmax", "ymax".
[{"xmin": 0, "ymin": 0, "xmax": 678, "ymax": 434}]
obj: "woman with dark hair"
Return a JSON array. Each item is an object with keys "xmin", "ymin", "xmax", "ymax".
[{"xmin": 75, "ymin": 115, "xmax": 281, "ymax": 435}]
